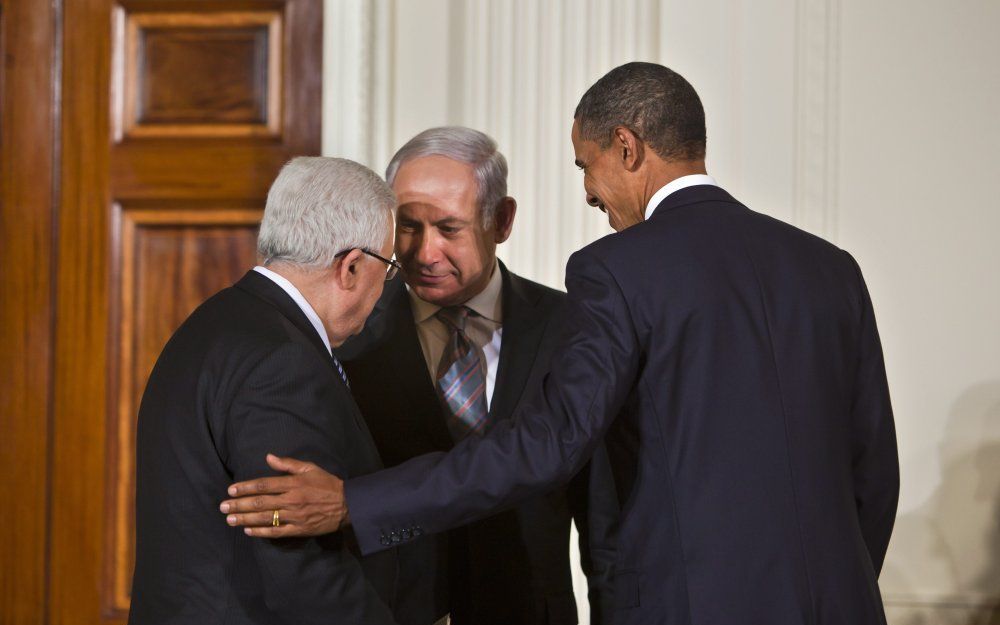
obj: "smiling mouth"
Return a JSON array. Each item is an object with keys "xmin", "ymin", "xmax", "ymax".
[{"xmin": 413, "ymin": 273, "xmax": 450, "ymax": 285}]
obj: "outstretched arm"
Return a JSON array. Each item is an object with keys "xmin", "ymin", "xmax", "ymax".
[
  {"xmin": 345, "ymin": 249, "xmax": 640, "ymax": 554},
  {"xmin": 222, "ymin": 249, "xmax": 641, "ymax": 555},
  {"xmin": 221, "ymin": 252, "xmax": 641, "ymax": 553}
]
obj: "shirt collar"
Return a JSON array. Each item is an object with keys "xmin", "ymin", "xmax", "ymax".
[
  {"xmin": 253, "ymin": 265, "xmax": 332, "ymax": 355},
  {"xmin": 644, "ymin": 174, "xmax": 719, "ymax": 220},
  {"xmin": 409, "ymin": 259, "xmax": 503, "ymax": 324}
]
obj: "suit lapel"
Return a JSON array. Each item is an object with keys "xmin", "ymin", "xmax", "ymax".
[
  {"xmin": 381, "ymin": 285, "xmax": 455, "ymax": 450},
  {"xmin": 489, "ymin": 263, "xmax": 546, "ymax": 423}
]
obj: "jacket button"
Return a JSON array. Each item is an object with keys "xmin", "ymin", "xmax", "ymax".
[
  {"xmin": 379, "ymin": 534, "xmax": 391, "ymax": 546},
  {"xmin": 401, "ymin": 528, "xmax": 412, "ymax": 540},
  {"xmin": 390, "ymin": 531, "xmax": 401, "ymax": 544}
]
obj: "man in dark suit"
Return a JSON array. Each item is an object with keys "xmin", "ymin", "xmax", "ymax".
[
  {"xmin": 336, "ymin": 127, "xmax": 615, "ymax": 625},
  {"xmin": 223, "ymin": 64, "xmax": 899, "ymax": 625},
  {"xmin": 129, "ymin": 157, "xmax": 403, "ymax": 624}
]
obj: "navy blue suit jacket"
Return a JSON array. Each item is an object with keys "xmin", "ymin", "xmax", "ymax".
[{"xmin": 345, "ymin": 186, "xmax": 899, "ymax": 625}]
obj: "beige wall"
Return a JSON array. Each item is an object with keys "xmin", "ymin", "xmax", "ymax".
[{"xmin": 324, "ymin": 1, "xmax": 1000, "ymax": 622}]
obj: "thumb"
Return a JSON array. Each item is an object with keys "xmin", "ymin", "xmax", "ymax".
[{"xmin": 266, "ymin": 453, "xmax": 314, "ymax": 475}]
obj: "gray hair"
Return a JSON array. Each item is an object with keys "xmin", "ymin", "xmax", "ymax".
[
  {"xmin": 385, "ymin": 126, "xmax": 508, "ymax": 228},
  {"xmin": 257, "ymin": 157, "xmax": 395, "ymax": 269}
]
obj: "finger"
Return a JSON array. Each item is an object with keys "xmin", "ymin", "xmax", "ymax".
[
  {"xmin": 266, "ymin": 453, "xmax": 316, "ymax": 475},
  {"xmin": 245, "ymin": 524, "xmax": 306, "ymax": 538},
  {"xmin": 226, "ymin": 510, "xmax": 293, "ymax": 528},
  {"xmin": 227, "ymin": 474, "xmax": 298, "ymax": 497},
  {"xmin": 219, "ymin": 493, "xmax": 283, "ymax": 514},
  {"xmin": 226, "ymin": 511, "xmax": 272, "ymax": 528}
]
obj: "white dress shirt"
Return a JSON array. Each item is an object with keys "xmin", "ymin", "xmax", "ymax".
[
  {"xmin": 644, "ymin": 174, "xmax": 719, "ymax": 220},
  {"xmin": 253, "ymin": 265, "xmax": 332, "ymax": 356},
  {"xmin": 409, "ymin": 261, "xmax": 504, "ymax": 410}
]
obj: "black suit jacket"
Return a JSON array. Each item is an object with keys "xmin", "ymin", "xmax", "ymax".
[
  {"xmin": 129, "ymin": 270, "xmax": 398, "ymax": 625},
  {"xmin": 337, "ymin": 263, "xmax": 616, "ymax": 625},
  {"xmin": 346, "ymin": 186, "xmax": 900, "ymax": 625}
]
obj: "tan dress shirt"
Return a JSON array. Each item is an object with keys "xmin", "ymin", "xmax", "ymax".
[{"xmin": 408, "ymin": 261, "xmax": 504, "ymax": 410}]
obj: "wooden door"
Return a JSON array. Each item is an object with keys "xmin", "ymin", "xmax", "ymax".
[{"xmin": 1, "ymin": 1, "xmax": 322, "ymax": 623}]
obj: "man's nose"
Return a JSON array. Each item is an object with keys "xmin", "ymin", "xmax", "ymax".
[
  {"xmin": 586, "ymin": 193, "xmax": 601, "ymax": 207},
  {"xmin": 414, "ymin": 232, "xmax": 440, "ymax": 265}
]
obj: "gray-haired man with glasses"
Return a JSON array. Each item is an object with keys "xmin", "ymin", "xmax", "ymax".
[{"xmin": 130, "ymin": 157, "xmax": 401, "ymax": 625}]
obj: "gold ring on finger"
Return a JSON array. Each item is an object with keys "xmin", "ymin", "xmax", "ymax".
[{"xmin": 272, "ymin": 510, "xmax": 281, "ymax": 527}]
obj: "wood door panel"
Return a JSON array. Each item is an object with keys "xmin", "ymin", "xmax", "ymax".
[
  {"xmin": 140, "ymin": 26, "xmax": 270, "ymax": 123},
  {"xmin": 111, "ymin": 142, "xmax": 293, "ymax": 200},
  {"xmin": 115, "ymin": 7, "xmax": 283, "ymax": 138},
  {"xmin": 105, "ymin": 206, "xmax": 262, "ymax": 617}
]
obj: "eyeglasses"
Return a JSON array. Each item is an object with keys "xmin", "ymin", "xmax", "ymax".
[{"xmin": 335, "ymin": 248, "xmax": 402, "ymax": 281}]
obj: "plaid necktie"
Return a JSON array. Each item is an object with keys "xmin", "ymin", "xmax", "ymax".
[{"xmin": 435, "ymin": 306, "xmax": 488, "ymax": 441}]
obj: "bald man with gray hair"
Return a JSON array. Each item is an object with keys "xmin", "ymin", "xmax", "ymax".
[{"xmin": 129, "ymin": 157, "xmax": 402, "ymax": 625}]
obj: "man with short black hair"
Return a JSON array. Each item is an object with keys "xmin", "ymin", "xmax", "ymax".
[{"xmin": 224, "ymin": 63, "xmax": 899, "ymax": 625}]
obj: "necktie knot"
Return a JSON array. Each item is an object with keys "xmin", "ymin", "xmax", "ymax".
[{"xmin": 435, "ymin": 306, "xmax": 473, "ymax": 332}]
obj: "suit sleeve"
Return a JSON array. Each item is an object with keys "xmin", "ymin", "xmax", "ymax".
[
  {"xmin": 566, "ymin": 443, "xmax": 618, "ymax": 625},
  {"xmin": 846, "ymin": 253, "xmax": 899, "ymax": 575},
  {"xmin": 346, "ymin": 248, "xmax": 641, "ymax": 556},
  {"xmin": 227, "ymin": 343, "xmax": 397, "ymax": 625}
]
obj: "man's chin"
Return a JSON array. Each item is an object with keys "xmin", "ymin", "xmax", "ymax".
[{"xmin": 410, "ymin": 282, "xmax": 463, "ymax": 307}]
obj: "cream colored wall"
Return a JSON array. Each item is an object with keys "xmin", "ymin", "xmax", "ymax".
[
  {"xmin": 324, "ymin": 1, "xmax": 1000, "ymax": 623},
  {"xmin": 838, "ymin": 2, "xmax": 1000, "ymax": 623}
]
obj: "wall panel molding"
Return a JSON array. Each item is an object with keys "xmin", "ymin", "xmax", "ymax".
[
  {"xmin": 451, "ymin": 0, "xmax": 661, "ymax": 289},
  {"xmin": 793, "ymin": 0, "xmax": 840, "ymax": 241},
  {"xmin": 322, "ymin": 0, "xmax": 395, "ymax": 167}
]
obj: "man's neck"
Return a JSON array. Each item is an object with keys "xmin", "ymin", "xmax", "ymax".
[
  {"xmin": 265, "ymin": 263, "xmax": 348, "ymax": 345},
  {"xmin": 642, "ymin": 159, "xmax": 708, "ymax": 208}
]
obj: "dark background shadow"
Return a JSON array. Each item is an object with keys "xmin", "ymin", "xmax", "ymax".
[{"xmin": 881, "ymin": 381, "xmax": 1000, "ymax": 624}]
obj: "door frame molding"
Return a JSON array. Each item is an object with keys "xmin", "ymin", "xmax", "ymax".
[{"xmin": 0, "ymin": 0, "xmax": 62, "ymax": 623}]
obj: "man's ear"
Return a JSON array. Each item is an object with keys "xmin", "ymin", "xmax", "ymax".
[
  {"xmin": 492, "ymin": 197, "xmax": 517, "ymax": 244},
  {"xmin": 614, "ymin": 126, "xmax": 644, "ymax": 172},
  {"xmin": 333, "ymin": 248, "xmax": 366, "ymax": 290}
]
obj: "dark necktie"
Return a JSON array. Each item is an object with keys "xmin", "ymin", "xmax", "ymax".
[
  {"xmin": 435, "ymin": 306, "xmax": 488, "ymax": 440},
  {"xmin": 332, "ymin": 353, "xmax": 350, "ymax": 388}
]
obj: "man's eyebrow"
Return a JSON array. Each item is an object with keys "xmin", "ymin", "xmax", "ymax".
[{"xmin": 433, "ymin": 216, "xmax": 468, "ymax": 227}]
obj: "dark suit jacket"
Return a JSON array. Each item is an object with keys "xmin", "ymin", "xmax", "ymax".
[
  {"xmin": 345, "ymin": 186, "xmax": 900, "ymax": 625},
  {"xmin": 129, "ymin": 270, "xmax": 398, "ymax": 625},
  {"xmin": 337, "ymin": 263, "xmax": 616, "ymax": 625}
]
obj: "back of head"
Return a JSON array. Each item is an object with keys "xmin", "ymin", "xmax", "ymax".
[
  {"xmin": 575, "ymin": 62, "xmax": 706, "ymax": 161},
  {"xmin": 384, "ymin": 126, "xmax": 508, "ymax": 228},
  {"xmin": 257, "ymin": 157, "xmax": 395, "ymax": 269}
]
